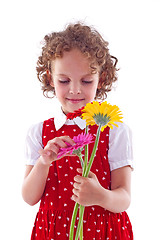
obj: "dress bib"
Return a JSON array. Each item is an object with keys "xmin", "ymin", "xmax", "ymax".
[{"xmin": 31, "ymin": 118, "xmax": 133, "ymax": 240}]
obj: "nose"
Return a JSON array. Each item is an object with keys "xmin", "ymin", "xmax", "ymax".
[{"xmin": 69, "ymin": 82, "xmax": 81, "ymax": 94}]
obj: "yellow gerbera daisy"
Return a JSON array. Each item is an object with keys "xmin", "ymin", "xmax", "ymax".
[{"xmin": 81, "ymin": 101, "xmax": 123, "ymax": 131}]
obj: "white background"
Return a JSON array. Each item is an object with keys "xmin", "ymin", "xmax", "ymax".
[{"xmin": 0, "ymin": 0, "xmax": 160, "ymax": 239}]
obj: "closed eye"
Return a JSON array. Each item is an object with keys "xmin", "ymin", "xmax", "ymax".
[
  {"xmin": 82, "ymin": 80, "xmax": 93, "ymax": 84},
  {"xmin": 59, "ymin": 80, "xmax": 70, "ymax": 84}
]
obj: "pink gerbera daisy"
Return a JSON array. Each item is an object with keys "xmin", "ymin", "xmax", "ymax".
[{"xmin": 57, "ymin": 132, "xmax": 93, "ymax": 159}]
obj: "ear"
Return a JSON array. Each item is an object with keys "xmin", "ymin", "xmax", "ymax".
[
  {"xmin": 97, "ymin": 81, "xmax": 102, "ymax": 89},
  {"xmin": 98, "ymin": 71, "xmax": 106, "ymax": 89},
  {"xmin": 46, "ymin": 70, "xmax": 54, "ymax": 87},
  {"xmin": 50, "ymin": 80, "xmax": 54, "ymax": 88}
]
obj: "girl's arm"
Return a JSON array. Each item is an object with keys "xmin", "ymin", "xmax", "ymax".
[
  {"xmin": 22, "ymin": 159, "xmax": 51, "ymax": 206},
  {"xmin": 72, "ymin": 166, "xmax": 131, "ymax": 213},
  {"xmin": 22, "ymin": 136, "xmax": 74, "ymax": 206},
  {"xmin": 101, "ymin": 166, "xmax": 131, "ymax": 213}
]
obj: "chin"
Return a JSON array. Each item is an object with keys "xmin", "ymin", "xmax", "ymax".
[{"xmin": 67, "ymin": 105, "xmax": 82, "ymax": 114}]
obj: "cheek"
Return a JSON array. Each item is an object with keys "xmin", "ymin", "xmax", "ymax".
[
  {"xmin": 54, "ymin": 84, "xmax": 66, "ymax": 97},
  {"xmin": 85, "ymin": 84, "xmax": 98, "ymax": 98}
]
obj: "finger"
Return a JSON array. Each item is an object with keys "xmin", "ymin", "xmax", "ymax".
[
  {"xmin": 66, "ymin": 154, "xmax": 77, "ymax": 157},
  {"xmin": 77, "ymin": 168, "xmax": 83, "ymax": 174},
  {"xmin": 39, "ymin": 149, "xmax": 56, "ymax": 159},
  {"xmin": 74, "ymin": 175, "xmax": 85, "ymax": 183},
  {"xmin": 49, "ymin": 136, "xmax": 75, "ymax": 150},
  {"xmin": 72, "ymin": 188, "xmax": 79, "ymax": 196},
  {"xmin": 71, "ymin": 194, "xmax": 79, "ymax": 203},
  {"xmin": 76, "ymin": 169, "xmax": 96, "ymax": 179},
  {"xmin": 87, "ymin": 171, "xmax": 96, "ymax": 179},
  {"xmin": 59, "ymin": 136, "xmax": 75, "ymax": 146},
  {"xmin": 46, "ymin": 142, "xmax": 59, "ymax": 154},
  {"xmin": 73, "ymin": 182, "xmax": 81, "ymax": 189},
  {"xmin": 48, "ymin": 138, "xmax": 67, "ymax": 149}
]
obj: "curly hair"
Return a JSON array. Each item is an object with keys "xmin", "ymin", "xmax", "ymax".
[{"xmin": 37, "ymin": 22, "xmax": 118, "ymax": 100}]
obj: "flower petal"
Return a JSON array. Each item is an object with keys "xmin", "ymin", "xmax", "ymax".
[{"xmin": 81, "ymin": 101, "xmax": 123, "ymax": 131}]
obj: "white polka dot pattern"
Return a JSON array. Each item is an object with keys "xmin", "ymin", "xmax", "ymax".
[{"xmin": 30, "ymin": 118, "xmax": 133, "ymax": 240}]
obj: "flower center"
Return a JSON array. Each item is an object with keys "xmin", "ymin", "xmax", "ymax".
[
  {"xmin": 72, "ymin": 147, "xmax": 83, "ymax": 156},
  {"xmin": 93, "ymin": 113, "xmax": 111, "ymax": 126}
]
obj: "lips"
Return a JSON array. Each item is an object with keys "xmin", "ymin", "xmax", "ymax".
[{"xmin": 66, "ymin": 98, "xmax": 84, "ymax": 103}]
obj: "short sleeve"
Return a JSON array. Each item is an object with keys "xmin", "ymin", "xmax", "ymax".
[
  {"xmin": 108, "ymin": 122, "xmax": 133, "ymax": 171},
  {"xmin": 24, "ymin": 122, "xmax": 43, "ymax": 165}
]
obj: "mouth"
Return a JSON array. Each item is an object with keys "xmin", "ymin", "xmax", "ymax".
[{"xmin": 66, "ymin": 98, "xmax": 85, "ymax": 103}]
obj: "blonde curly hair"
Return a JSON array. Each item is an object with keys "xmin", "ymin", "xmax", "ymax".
[{"xmin": 37, "ymin": 22, "xmax": 118, "ymax": 100}]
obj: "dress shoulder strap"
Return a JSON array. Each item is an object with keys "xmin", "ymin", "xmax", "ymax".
[{"xmin": 42, "ymin": 118, "xmax": 56, "ymax": 147}]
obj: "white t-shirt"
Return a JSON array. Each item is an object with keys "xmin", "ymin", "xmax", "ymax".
[{"xmin": 25, "ymin": 107, "xmax": 133, "ymax": 171}]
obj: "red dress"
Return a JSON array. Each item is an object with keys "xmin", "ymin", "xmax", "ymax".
[{"xmin": 31, "ymin": 118, "xmax": 133, "ymax": 240}]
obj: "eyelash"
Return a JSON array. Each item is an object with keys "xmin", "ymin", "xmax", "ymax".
[
  {"xmin": 82, "ymin": 80, "xmax": 92, "ymax": 84},
  {"xmin": 59, "ymin": 80, "xmax": 92, "ymax": 84},
  {"xmin": 59, "ymin": 80, "xmax": 69, "ymax": 84}
]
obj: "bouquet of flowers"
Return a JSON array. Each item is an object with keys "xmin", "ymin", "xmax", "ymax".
[{"xmin": 57, "ymin": 101, "xmax": 123, "ymax": 240}]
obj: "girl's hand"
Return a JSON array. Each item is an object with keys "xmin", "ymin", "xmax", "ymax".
[
  {"xmin": 39, "ymin": 136, "xmax": 75, "ymax": 165},
  {"xmin": 72, "ymin": 168, "xmax": 104, "ymax": 206}
]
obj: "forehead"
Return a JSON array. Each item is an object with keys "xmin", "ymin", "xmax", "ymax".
[{"xmin": 51, "ymin": 49, "xmax": 97, "ymax": 75}]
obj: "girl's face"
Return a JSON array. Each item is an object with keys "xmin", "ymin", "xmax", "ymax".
[{"xmin": 50, "ymin": 49, "xmax": 100, "ymax": 114}]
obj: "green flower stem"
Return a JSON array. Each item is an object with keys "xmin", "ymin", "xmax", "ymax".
[
  {"xmin": 70, "ymin": 125, "xmax": 101, "ymax": 240},
  {"xmin": 69, "ymin": 127, "xmax": 88, "ymax": 240},
  {"xmin": 84, "ymin": 125, "xmax": 101, "ymax": 177},
  {"xmin": 83, "ymin": 126, "xmax": 88, "ymax": 176},
  {"xmin": 74, "ymin": 125, "xmax": 101, "ymax": 239},
  {"xmin": 75, "ymin": 205, "xmax": 85, "ymax": 240},
  {"xmin": 77, "ymin": 153, "xmax": 84, "ymax": 168},
  {"xmin": 79, "ymin": 215, "xmax": 83, "ymax": 240},
  {"xmin": 78, "ymin": 126, "xmax": 88, "ymax": 240},
  {"xmin": 69, "ymin": 202, "xmax": 79, "ymax": 240}
]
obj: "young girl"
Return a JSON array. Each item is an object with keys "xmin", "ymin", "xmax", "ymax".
[{"xmin": 22, "ymin": 23, "xmax": 133, "ymax": 239}]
